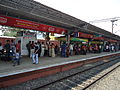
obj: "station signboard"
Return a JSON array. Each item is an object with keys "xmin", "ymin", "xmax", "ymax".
[
  {"xmin": 93, "ymin": 37, "xmax": 104, "ymax": 40},
  {"xmin": 108, "ymin": 39, "xmax": 117, "ymax": 42},
  {"xmin": 78, "ymin": 32, "xmax": 93, "ymax": 38},
  {"xmin": 0, "ymin": 15, "xmax": 67, "ymax": 34}
]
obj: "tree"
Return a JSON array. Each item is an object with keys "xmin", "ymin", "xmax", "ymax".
[{"xmin": 0, "ymin": 25, "xmax": 18, "ymax": 37}]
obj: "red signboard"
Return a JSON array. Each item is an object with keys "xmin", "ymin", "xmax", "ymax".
[
  {"xmin": 93, "ymin": 37, "xmax": 104, "ymax": 40},
  {"xmin": 78, "ymin": 32, "xmax": 93, "ymax": 38},
  {"xmin": 108, "ymin": 39, "xmax": 117, "ymax": 42},
  {"xmin": 103, "ymin": 37, "xmax": 117, "ymax": 42},
  {"xmin": 0, "ymin": 15, "xmax": 67, "ymax": 34}
]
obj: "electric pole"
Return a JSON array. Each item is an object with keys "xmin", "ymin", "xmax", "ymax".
[
  {"xmin": 89, "ymin": 17, "xmax": 120, "ymax": 33},
  {"xmin": 111, "ymin": 19, "xmax": 118, "ymax": 33}
]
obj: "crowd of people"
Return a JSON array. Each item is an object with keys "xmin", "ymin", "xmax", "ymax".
[
  {"xmin": 26, "ymin": 41, "xmax": 118, "ymax": 60},
  {"xmin": 60, "ymin": 42, "xmax": 118, "ymax": 57},
  {"xmin": 26, "ymin": 41, "xmax": 59, "ymax": 64},
  {"xmin": 0, "ymin": 39, "xmax": 21, "ymax": 66},
  {"xmin": 0, "ymin": 39, "xmax": 119, "ymax": 66}
]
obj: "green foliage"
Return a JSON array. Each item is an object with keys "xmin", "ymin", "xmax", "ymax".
[
  {"xmin": 4, "ymin": 31, "xmax": 17, "ymax": 37},
  {"xmin": 0, "ymin": 26, "xmax": 18, "ymax": 37}
]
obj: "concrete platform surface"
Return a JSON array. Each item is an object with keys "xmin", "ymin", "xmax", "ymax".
[{"xmin": 0, "ymin": 51, "xmax": 120, "ymax": 77}]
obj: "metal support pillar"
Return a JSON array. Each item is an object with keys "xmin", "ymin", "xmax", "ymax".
[
  {"xmin": 45, "ymin": 32, "xmax": 50, "ymax": 44},
  {"xmin": 66, "ymin": 31, "xmax": 70, "ymax": 44},
  {"xmin": 66, "ymin": 31, "xmax": 70, "ymax": 57}
]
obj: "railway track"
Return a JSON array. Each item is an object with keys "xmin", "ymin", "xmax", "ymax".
[{"xmin": 33, "ymin": 56, "xmax": 120, "ymax": 90}]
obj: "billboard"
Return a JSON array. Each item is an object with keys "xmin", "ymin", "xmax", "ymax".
[{"xmin": 0, "ymin": 15, "xmax": 67, "ymax": 34}]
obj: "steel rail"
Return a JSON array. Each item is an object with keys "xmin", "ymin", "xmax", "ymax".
[
  {"xmin": 82, "ymin": 64, "xmax": 120, "ymax": 90},
  {"xmin": 32, "ymin": 56, "xmax": 120, "ymax": 90}
]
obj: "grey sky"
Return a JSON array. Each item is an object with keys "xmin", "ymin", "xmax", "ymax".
[{"xmin": 35, "ymin": 0, "xmax": 120, "ymax": 35}]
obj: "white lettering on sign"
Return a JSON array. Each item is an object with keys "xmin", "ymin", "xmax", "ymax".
[{"xmin": 0, "ymin": 17, "xmax": 7, "ymax": 23}]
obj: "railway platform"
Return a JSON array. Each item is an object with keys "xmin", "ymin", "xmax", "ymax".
[
  {"xmin": 0, "ymin": 51, "xmax": 120, "ymax": 77},
  {"xmin": 0, "ymin": 51, "xmax": 120, "ymax": 88}
]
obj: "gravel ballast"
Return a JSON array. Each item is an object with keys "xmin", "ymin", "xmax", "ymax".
[{"xmin": 86, "ymin": 66, "xmax": 120, "ymax": 90}]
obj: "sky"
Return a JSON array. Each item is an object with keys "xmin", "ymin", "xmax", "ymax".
[{"xmin": 34, "ymin": 0, "xmax": 120, "ymax": 36}]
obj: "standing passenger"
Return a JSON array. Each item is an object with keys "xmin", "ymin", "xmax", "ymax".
[
  {"xmin": 61, "ymin": 42, "xmax": 67, "ymax": 57},
  {"xmin": 94, "ymin": 44, "xmax": 98, "ymax": 53},
  {"xmin": 45, "ymin": 42, "xmax": 49, "ymax": 56},
  {"xmin": 11, "ymin": 39, "xmax": 16, "ymax": 56},
  {"xmin": 4, "ymin": 40, "xmax": 11, "ymax": 61},
  {"xmin": 49, "ymin": 43, "xmax": 52, "ymax": 57},
  {"xmin": 30, "ymin": 41, "xmax": 35, "ymax": 58},
  {"xmin": 66, "ymin": 44, "xmax": 70, "ymax": 57},
  {"xmin": 105, "ymin": 44, "xmax": 109, "ymax": 52},
  {"xmin": 51, "ymin": 43, "xmax": 55, "ymax": 57},
  {"xmin": 111, "ymin": 44, "xmax": 115, "ymax": 52},
  {"xmin": 70, "ymin": 44, "xmax": 73, "ymax": 56},
  {"xmin": 89, "ymin": 45, "xmax": 92, "ymax": 53},
  {"xmin": 40, "ymin": 42, "xmax": 45, "ymax": 57},
  {"xmin": 15, "ymin": 40, "xmax": 21, "ymax": 65},
  {"xmin": 13, "ymin": 49, "xmax": 20, "ymax": 66},
  {"xmin": 81, "ymin": 45, "xmax": 86, "ymax": 55},
  {"xmin": 32, "ymin": 42, "xmax": 39, "ymax": 64},
  {"xmin": 26, "ymin": 41, "xmax": 31, "ymax": 57},
  {"xmin": 55, "ymin": 45, "xmax": 59, "ymax": 56},
  {"xmin": 0, "ymin": 42, "xmax": 3, "ymax": 59},
  {"xmin": 37, "ymin": 41, "xmax": 41, "ymax": 57}
]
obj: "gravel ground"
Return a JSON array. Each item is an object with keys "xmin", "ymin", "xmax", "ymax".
[
  {"xmin": 43, "ymin": 58, "xmax": 120, "ymax": 90},
  {"xmin": 86, "ymin": 66, "xmax": 120, "ymax": 90}
]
